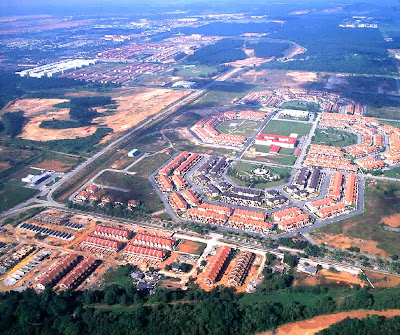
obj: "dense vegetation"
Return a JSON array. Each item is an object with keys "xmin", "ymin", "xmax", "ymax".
[
  {"xmin": 186, "ymin": 39, "xmax": 247, "ymax": 65},
  {"xmin": 0, "ymin": 111, "xmax": 26, "ymax": 137},
  {"xmin": 39, "ymin": 120, "xmax": 83, "ymax": 129},
  {"xmin": 0, "ymin": 71, "xmax": 86, "ymax": 110},
  {"xmin": 248, "ymin": 41, "xmax": 290, "ymax": 59},
  {"xmin": 69, "ymin": 96, "xmax": 113, "ymax": 123},
  {"xmin": 12, "ymin": 127, "xmax": 112, "ymax": 155},
  {"xmin": 317, "ymin": 315, "xmax": 400, "ymax": 335},
  {"xmin": 1, "ymin": 283, "xmax": 400, "ymax": 335},
  {"xmin": 181, "ymin": 22, "xmax": 280, "ymax": 36},
  {"xmin": 262, "ymin": 16, "xmax": 397, "ymax": 75}
]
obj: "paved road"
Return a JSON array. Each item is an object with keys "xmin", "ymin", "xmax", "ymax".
[
  {"xmin": 294, "ymin": 113, "xmax": 321, "ymax": 169},
  {"xmin": 235, "ymin": 111, "xmax": 276, "ymax": 160}
]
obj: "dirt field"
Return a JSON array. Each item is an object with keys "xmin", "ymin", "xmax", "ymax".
[
  {"xmin": 364, "ymin": 270, "xmax": 400, "ymax": 288},
  {"xmin": 258, "ymin": 309, "xmax": 400, "ymax": 335},
  {"xmin": 223, "ymin": 57, "xmax": 274, "ymax": 68},
  {"xmin": 33, "ymin": 160, "xmax": 77, "ymax": 172},
  {"xmin": 236, "ymin": 69, "xmax": 319, "ymax": 87},
  {"xmin": 177, "ymin": 240, "xmax": 206, "ymax": 255},
  {"xmin": 382, "ymin": 213, "xmax": 400, "ymax": 228},
  {"xmin": 0, "ymin": 162, "xmax": 10, "ymax": 172},
  {"xmin": 294, "ymin": 269, "xmax": 364, "ymax": 288},
  {"xmin": 3, "ymin": 88, "xmax": 189, "ymax": 142},
  {"xmin": 313, "ymin": 233, "xmax": 390, "ymax": 258}
]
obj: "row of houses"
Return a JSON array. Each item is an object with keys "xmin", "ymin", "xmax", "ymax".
[
  {"xmin": 272, "ymin": 207, "xmax": 311, "ymax": 231},
  {"xmin": 227, "ymin": 251, "xmax": 255, "ymax": 287},
  {"xmin": 74, "ymin": 185, "xmax": 139, "ymax": 210},
  {"xmin": 284, "ymin": 168, "xmax": 323, "ymax": 200},
  {"xmin": 238, "ymin": 88, "xmax": 355, "ymax": 115},
  {"xmin": 157, "ymin": 152, "xmax": 201, "ymax": 192},
  {"xmin": 320, "ymin": 112, "xmax": 400, "ymax": 169},
  {"xmin": 304, "ymin": 145, "xmax": 358, "ymax": 172},
  {"xmin": 191, "ymin": 110, "xmax": 267, "ymax": 147},
  {"xmin": 203, "ymin": 246, "xmax": 231, "ymax": 285}
]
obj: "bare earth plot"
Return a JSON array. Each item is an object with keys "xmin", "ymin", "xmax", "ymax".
[
  {"xmin": 2, "ymin": 88, "xmax": 189, "ymax": 142},
  {"xmin": 258, "ymin": 310, "xmax": 400, "ymax": 335}
]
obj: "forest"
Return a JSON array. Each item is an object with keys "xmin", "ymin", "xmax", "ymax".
[
  {"xmin": 186, "ymin": 39, "xmax": 247, "ymax": 65},
  {"xmin": 317, "ymin": 315, "xmax": 400, "ymax": 335},
  {"xmin": 1, "ymin": 281, "xmax": 400, "ymax": 335},
  {"xmin": 0, "ymin": 111, "xmax": 26, "ymax": 137},
  {"xmin": 248, "ymin": 41, "xmax": 290, "ymax": 59}
]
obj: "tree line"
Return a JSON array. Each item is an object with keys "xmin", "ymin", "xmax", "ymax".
[{"xmin": 1, "ymin": 280, "xmax": 400, "ymax": 335}]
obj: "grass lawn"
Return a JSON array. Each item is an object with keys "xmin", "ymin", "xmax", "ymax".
[
  {"xmin": 312, "ymin": 129, "xmax": 358, "ymax": 147},
  {"xmin": 314, "ymin": 180, "xmax": 400, "ymax": 256},
  {"xmin": 365, "ymin": 106, "xmax": 400, "ymax": 120},
  {"xmin": 0, "ymin": 183, "xmax": 38, "ymax": 212},
  {"xmin": 217, "ymin": 119, "xmax": 261, "ymax": 137},
  {"xmin": 261, "ymin": 120, "xmax": 312, "ymax": 137},
  {"xmin": 103, "ymin": 265, "xmax": 132, "ymax": 289},
  {"xmin": 382, "ymin": 167, "xmax": 400, "ymax": 179},
  {"xmin": 129, "ymin": 153, "xmax": 173, "ymax": 178},
  {"xmin": 95, "ymin": 171, "xmax": 164, "ymax": 213},
  {"xmin": 280, "ymin": 100, "xmax": 320, "ymax": 112},
  {"xmin": 177, "ymin": 65, "xmax": 219, "ymax": 78},
  {"xmin": 228, "ymin": 161, "xmax": 291, "ymax": 189}
]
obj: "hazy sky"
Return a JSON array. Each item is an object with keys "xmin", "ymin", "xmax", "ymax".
[{"xmin": 0, "ymin": 0, "xmax": 396, "ymax": 16}]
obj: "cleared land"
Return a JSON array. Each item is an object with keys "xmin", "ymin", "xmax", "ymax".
[
  {"xmin": 312, "ymin": 129, "xmax": 358, "ymax": 147},
  {"xmin": 177, "ymin": 65, "xmax": 219, "ymax": 78},
  {"xmin": 234, "ymin": 69, "xmax": 319, "ymax": 87},
  {"xmin": 3, "ymin": 88, "xmax": 189, "ymax": 142},
  {"xmin": 258, "ymin": 309, "xmax": 400, "ymax": 335},
  {"xmin": 261, "ymin": 120, "xmax": 312, "ymax": 137},
  {"xmin": 294, "ymin": 269, "xmax": 364, "ymax": 288},
  {"xmin": 177, "ymin": 240, "xmax": 207, "ymax": 255},
  {"xmin": 313, "ymin": 180, "xmax": 400, "ymax": 256}
]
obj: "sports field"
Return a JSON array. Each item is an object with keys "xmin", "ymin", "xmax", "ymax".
[
  {"xmin": 261, "ymin": 120, "xmax": 312, "ymax": 137},
  {"xmin": 217, "ymin": 119, "xmax": 261, "ymax": 137}
]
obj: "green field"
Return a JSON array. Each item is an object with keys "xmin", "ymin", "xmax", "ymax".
[
  {"xmin": 382, "ymin": 120, "xmax": 400, "ymax": 128},
  {"xmin": 280, "ymin": 100, "xmax": 320, "ymax": 112},
  {"xmin": 382, "ymin": 167, "xmax": 400, "ymax": 179},
  {"xmin": 261, "ymin": 120, "xmax": 312, "ymax": 137},
  {"xmin": 95, "ymin": 171, "xmax": 164, "ymax": 213},
  {"xmin": 217, "ymin": 119, "xmax": 261, "ymax": 137},
  {"xmin": 177, "ymin": 65, "xmax": 220, "ymax": 78},
  {"xmin": 228, "ymin": 161, "xmax": 291, "ymax": 189},
  {"xmin": 314, "ymin": 180, "xmax": 400, "ymax": 256},
  {"xmin": 0, "ymin": 183, "xmax": 38, "ymax": 212},
  {"xmin": 312, "ymin": 129, "xmax": 358, "ymax": 147},
  {"xmin": 365, "ymin": 106, "xmax": 400, "ymax": 120},
  {"xmin": 129, "ymin": 153, "xmax": 173, "ymax": 178}
]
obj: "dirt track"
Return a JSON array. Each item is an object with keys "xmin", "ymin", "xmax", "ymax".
[{"xmin": 258, "ymin": 309, "xmax": 400, "ymax": 335}]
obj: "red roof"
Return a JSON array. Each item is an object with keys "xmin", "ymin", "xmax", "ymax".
[
  {"xmin": 133, "ymin": 232, "xmax": 175, "ymax": 248},
  {"xmin": 124, "ymin": 244, "xmax": 166, "ymax": 258},
  {"xmin": 83, "ymin": 236, "xmax": 122, "ymax": 250},
  {"xmin": 256, "ymin": 134, "xmax": 297, "ymax": 145},
  {"xmin": 58, "ymin": 257, "xmax": 97, "ymax": 290},
  {"xmin": 37, "ymin": 254, "xmax": 79, "ymax": 288},
  {"xmin": 94, "ymin": 225, "xmax": 132, "ymax": 239}
]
